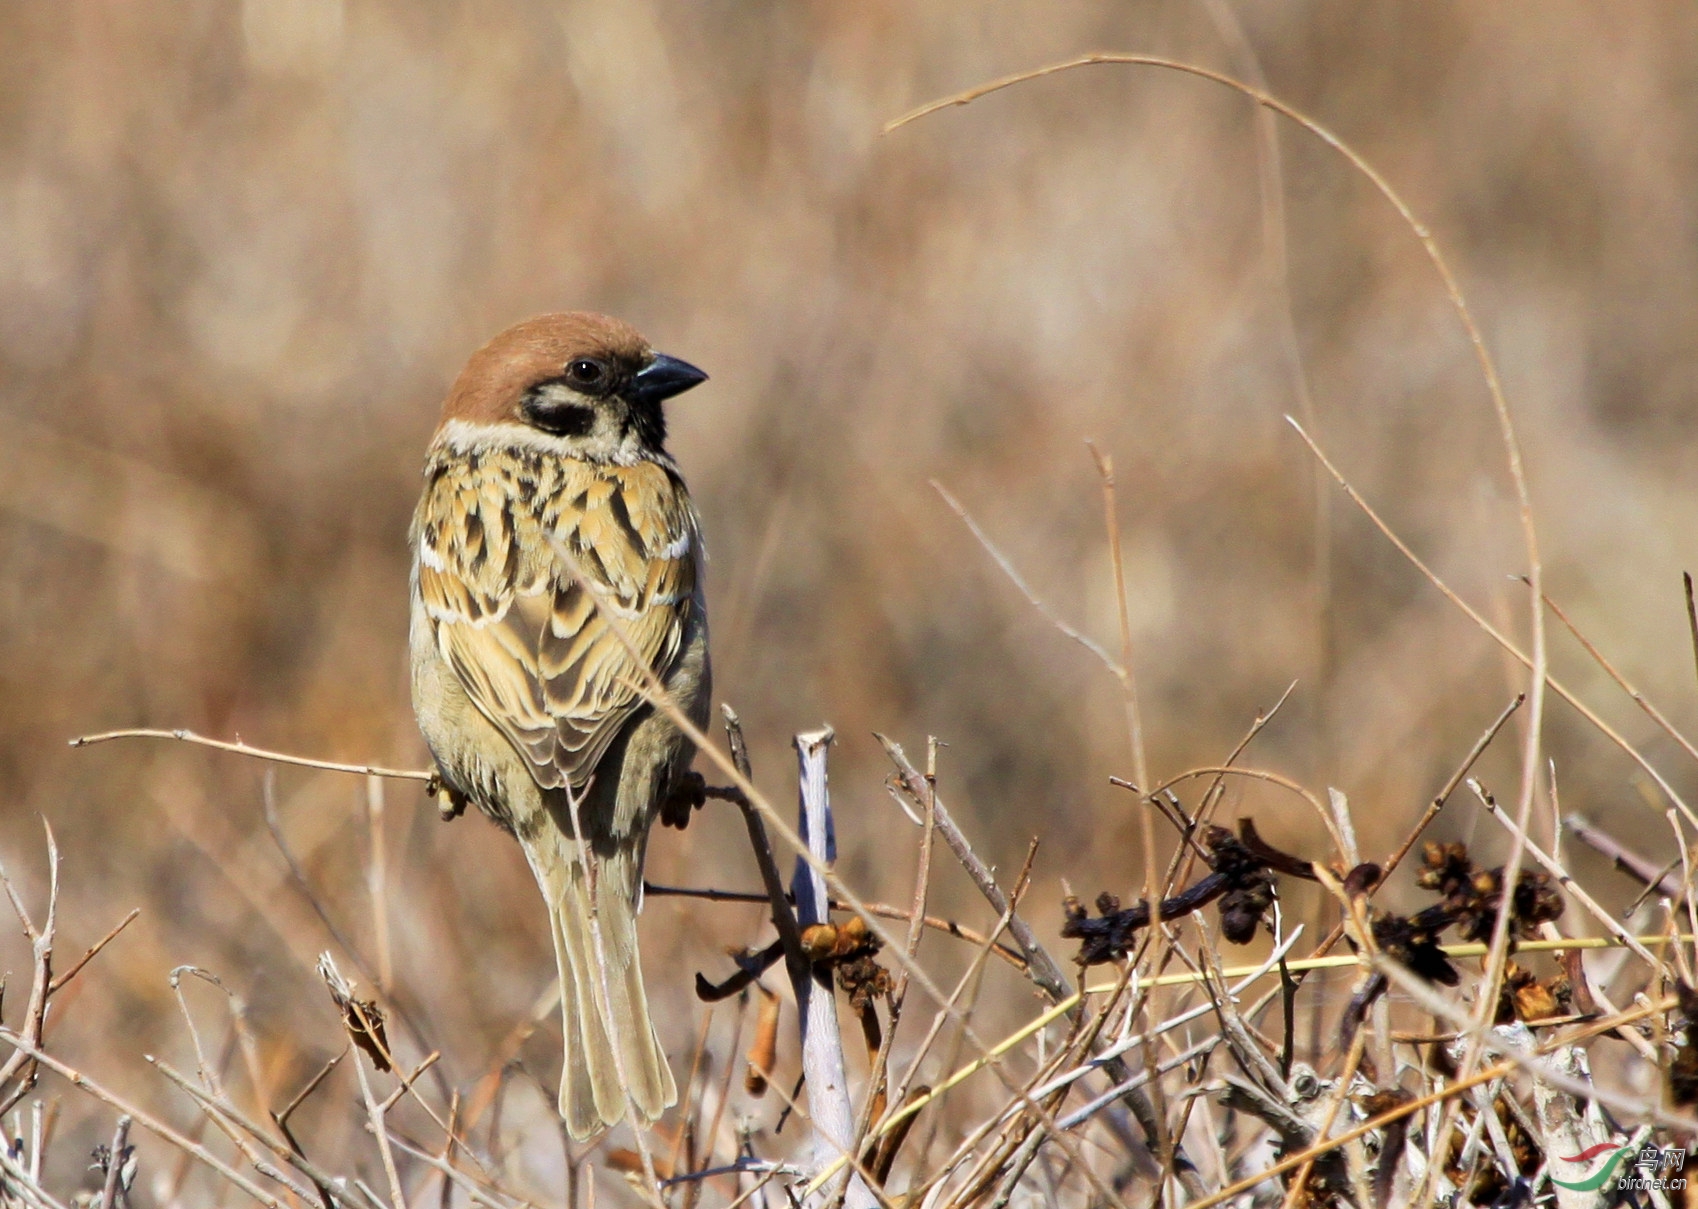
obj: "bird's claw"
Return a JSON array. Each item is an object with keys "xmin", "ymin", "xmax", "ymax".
[
  {"xmin": 429, "ymin": 775, "xmax": 469, "ymax": 821},
  {"xmin": 659, "ymin": 769, "xmax": 708, "ymax": 830}
]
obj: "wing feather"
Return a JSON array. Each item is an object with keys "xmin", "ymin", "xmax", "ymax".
[{"xmin": 415, "ymin": 450, "xmax": 698, "ymax": 791}]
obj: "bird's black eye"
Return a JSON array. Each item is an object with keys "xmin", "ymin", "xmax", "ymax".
[{"xmin": 565, "ymin": 358, "xmax": 608, "ymax": 390}]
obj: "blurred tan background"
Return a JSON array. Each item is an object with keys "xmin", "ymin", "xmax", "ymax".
[{"xmin": 4, "ymin": 0, "xmax": 1698, "ymax": 1200}]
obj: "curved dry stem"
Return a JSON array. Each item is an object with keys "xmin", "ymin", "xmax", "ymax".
[
  {"xmin": 1286, "ymin": 416, "xmax": 1698, "ymax": 836},
  {"xmin": 896, "ymin": 52, "xmax": 1555, "ymax": 1073},
  {"xmin": 888, "ymin": 45, "xmax": 1550, "ymax": 1081},
  {"xmin": 1197, "ymin": 2, "xmax": 1333, "ymax": 694}
]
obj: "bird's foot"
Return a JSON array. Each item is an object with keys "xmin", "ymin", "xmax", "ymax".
[
  {"xmin": 429, "ymin": 775, "xmax": 469, "ymax": 822},
  {"xmin": 659, "ymin": 770, "xmax": 708, "ymax": 830}
]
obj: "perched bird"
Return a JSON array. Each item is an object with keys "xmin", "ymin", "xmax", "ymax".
[{"xmin": 409, "ymin": 312, "xmax": 711, "ymax": 1138}]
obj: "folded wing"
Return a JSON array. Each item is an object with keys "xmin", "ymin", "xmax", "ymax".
[{"xmin": 416, "ymin": 454, "xmax": 698, "ymax": 790}]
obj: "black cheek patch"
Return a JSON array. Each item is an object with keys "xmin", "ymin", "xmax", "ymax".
[{"xmin": 522, "ymin": 397, "xmax": 596, "ymax": 438}]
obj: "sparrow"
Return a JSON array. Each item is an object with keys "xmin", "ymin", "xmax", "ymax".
[{"xmin": 409, "ymin": 312, "xmax": 712, "ymax": 1138}]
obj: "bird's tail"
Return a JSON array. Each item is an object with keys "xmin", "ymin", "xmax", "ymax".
[{"xmin": 526, "ymin": 833, "xmax": 676, "ymax": 1140}]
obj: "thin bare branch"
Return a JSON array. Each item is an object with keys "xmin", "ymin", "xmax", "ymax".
[
  {"xmin": 1470, "ymin": 780, "xmax": 1664, "ymax": 970},
  {"xmin": 642, "ymin": 883, "xmax": 1027, "ymax": 970},
  {"xmin": 351, "ymin": 1041, "xmax": 406, "ymax": 1209},
  {"xmin": 930, "ymin": 481, "xmax": 1120, "ymax": 674},
  {"xmin": 876, "ymin": 735, "xmax": 1071, "ymax": 1004},
  {"xmin": 0, "ymin": 1028, "xmax": 289, "ymax": 1209},
  {"xmin": 97, "ymin": 1115, "xmax": 129, "ymax": 1209},
  {"xmin": 69, "ymin": 728, "xmax": 433, "ymax": 782},
  {"xmin": 0, "ymin": 823, "xmax": 58, "ymax": 1116},
  {"xmin": 1287, "ymin": 416, "xmax": 1698, "ymax": 833},
  {"xmin": 47, "ymin": 908, "xmax": 139, "ymax": 995}
]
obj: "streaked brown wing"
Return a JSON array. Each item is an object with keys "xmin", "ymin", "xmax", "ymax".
[{"xmin": 416, "ymin": 454, "xmax": 697, "ymax": 790}]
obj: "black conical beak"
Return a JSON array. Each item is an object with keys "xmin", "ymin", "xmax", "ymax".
[{"xmin": 628, "ymin": 353, "xmax": 708, "ymax": 406}]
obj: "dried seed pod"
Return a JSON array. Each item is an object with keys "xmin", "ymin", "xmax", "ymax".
[
  {"xmin": 605, "ymin": 1148, "xmax": 676, "ymax": 1180},
  {"xmin": 317, "ymin": 952, "xmax": 391, "ymax": 1071},
  {"xmin": 745, "ymin": 985, "xmax": 780, "ymax": 1096},
  {"xmin": 1062, "ymin": 825, "xmax": 1283, "ymax": 963},
  {"xmin": 836, "ymin": 954, "xmax": 895, "ymax": 1012},
  {"xmin": 1373, "ymin": 906, "xmax": 1461, "ymax": 987},
  {"xmin": 800, "ymin": 923, "xmax": 838, "ymax": 961}
]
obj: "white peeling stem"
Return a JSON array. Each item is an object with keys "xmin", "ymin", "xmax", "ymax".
[
  {"xmin": 1532, "ymin": 1038, "xmax": 1613, "ymax": 1209},
  {"xmin": 791, "ymin": 728, "xmax": 875, "ymax": 1209}
]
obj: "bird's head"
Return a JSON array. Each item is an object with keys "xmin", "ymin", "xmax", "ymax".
[{"xmin": 437, "ymin": 312, "xmax": 707, "ymax": 462}]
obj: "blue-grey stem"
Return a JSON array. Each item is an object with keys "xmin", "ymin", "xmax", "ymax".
[{"xmin": 791, "ymin": 727, "xmax": 876, "ymax": 1209}]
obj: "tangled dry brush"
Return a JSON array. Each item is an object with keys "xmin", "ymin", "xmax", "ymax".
[{"xmin": 6, "ymin": 13, "xmax": 1698, "ymax": 1209}]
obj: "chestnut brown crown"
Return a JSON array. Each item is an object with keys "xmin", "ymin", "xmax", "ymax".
[{"xmin": 437, "ymin": 312, "xmax": 707, "ymax": 452}]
